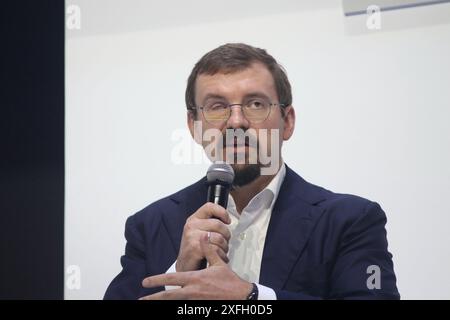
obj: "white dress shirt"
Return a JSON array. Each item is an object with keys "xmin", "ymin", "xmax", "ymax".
[{"xmin": 166, "ymin": 163, "xmax": 286, "ymax": 300}]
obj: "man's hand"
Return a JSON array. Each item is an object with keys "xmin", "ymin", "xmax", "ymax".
[
  {"xmin": 175, "ymin": 202, "xmax": 231, "ymax": 272},
  {"xmin": 140, "ymin": 233, "xmax": 252, "ymax": 300}
]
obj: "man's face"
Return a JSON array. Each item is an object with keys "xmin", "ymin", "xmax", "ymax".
[{"xmin": 188, "ymin": 62, "xmax": 295, "ymax": 185}]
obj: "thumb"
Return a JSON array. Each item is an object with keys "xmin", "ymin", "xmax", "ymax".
[{"xmin": 200, "ymin": 233, "xmax": 227, "ymax": 267}]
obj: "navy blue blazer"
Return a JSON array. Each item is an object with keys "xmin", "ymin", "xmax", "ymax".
[{"xmin": 104, "ymin": 166, "xmax": 399, "ymax": 300}]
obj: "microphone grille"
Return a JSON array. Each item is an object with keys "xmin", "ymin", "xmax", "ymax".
[{"xmin": 206, "ymin": 162, "xmax": 235, "ymax": 185}]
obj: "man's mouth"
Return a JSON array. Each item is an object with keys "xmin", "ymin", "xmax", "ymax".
[{"xmin": 225, "ymin": 138, "xmax": 250, "ymax": 148}]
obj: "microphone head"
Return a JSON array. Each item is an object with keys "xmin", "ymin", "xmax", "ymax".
[{"xmin": 207, "ymin": 162, "xmax": 235, "ymax": 185}]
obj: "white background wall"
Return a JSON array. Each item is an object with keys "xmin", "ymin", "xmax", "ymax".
[{"xmin": 65, "ymin": 0, "xmax": 450, "ymax": 299}]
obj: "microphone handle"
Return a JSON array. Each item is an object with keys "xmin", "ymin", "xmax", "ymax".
[
  {"xmin": 207, "ymin": 183, "xmax": 229, "ymax": 208},
  {"xmin": 199, "ymin": 183, "xmax": 230, "ymax": 269}
]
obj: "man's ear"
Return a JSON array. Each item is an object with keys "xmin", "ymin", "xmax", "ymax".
[
  {"xmin": 187, "ymin": 111, "xmax": 202, "ymax": 144},
  {"xmin": 282, "ymin": 106, "xmax": 295, "ymax": 141}
]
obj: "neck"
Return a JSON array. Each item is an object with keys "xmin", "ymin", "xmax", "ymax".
[{"xmin": 230, "ymin": 162, "xmax": 282, "ymax": 214}]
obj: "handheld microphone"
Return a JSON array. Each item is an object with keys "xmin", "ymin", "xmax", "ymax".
[
  {"xmin": 206, "ymin": 162, "xmax": 235, "ymax": 208},
  {"xmin": 199, "ymin": 162, "xmax": 234, "ymax": 269}
]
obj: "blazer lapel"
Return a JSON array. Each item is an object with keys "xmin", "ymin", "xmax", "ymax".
[{"xmin": 259, "ymin": 166, "xmax": 326, "ymax": 289}]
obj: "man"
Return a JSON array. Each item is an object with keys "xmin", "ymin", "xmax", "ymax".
[{"xmin": 104, "ymin": 43, "xmax": 399, "ymax": 300}]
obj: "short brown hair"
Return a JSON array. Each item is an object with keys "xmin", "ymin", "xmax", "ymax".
[{"xmin": 185, "ymin": 43, "xmax": 292, "ymax": 113}]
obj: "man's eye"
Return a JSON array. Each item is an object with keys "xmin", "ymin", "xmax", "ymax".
[
  {"xmin": 208, "ymin": 103, "xmax": 227, "ymax": 111},
  {"xmin": 247, "ymin": 100, "xmax": 266, "ymax": 109}
]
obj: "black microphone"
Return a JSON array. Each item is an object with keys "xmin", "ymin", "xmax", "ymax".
[
  {"xmin": 206, "ymin": 162, "xmax": 235, "ymax": 208},
  {"xmin": 199, "ymin": 162, "xmax": 234, "ymax": 269}
]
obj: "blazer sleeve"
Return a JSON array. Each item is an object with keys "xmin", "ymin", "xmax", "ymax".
[
  {"xmin": 275, "ymin": 201, "xmax": 400, "ymax": 300},
  {"xmin": 103, "ymin": 214, "xmax": 147, "ymax": 300}
]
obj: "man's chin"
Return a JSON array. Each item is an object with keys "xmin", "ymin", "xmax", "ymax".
[{"xmin": 230, "ymin": 163, "xmax": 261, "ymax": 188}]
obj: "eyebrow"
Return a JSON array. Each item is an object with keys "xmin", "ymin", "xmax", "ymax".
[
  {"xmin": 201, "ymin": 92, "xmax": 272, "ymax": 105},
  {"xmin": 201, "ymin": 94, "xmax": 227, "ymax": 104}
]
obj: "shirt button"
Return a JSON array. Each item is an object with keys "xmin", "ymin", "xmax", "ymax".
[{"xmin": 239, "ymin": 232, "xmax": 246, "ymax": 240}]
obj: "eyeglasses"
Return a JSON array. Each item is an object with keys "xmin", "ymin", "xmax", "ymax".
[{"xmin": 194, "ymin": 98, "xmax": 286, "ymax": 125}]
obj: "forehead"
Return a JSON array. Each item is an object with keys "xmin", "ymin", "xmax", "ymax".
[{"xmin": 195, "ymin": 62, "xmax": 277, "ymax": 102}]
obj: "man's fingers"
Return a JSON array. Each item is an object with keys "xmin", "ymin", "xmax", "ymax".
[
  {"xmin": 142, "ymin": 272, "xmax": 193, "ymax": 288},
  {"xmin": 199, "ymin": 219, "xmax": 231, "ymax": 241},
  {"xmin": 194, "ymin": 202, "xmax": 231, "ymax": 224},
  {"xmin": 216, "ymin": 248, "xmax": 229, "ymax": 264},
  {"xmin": 201, "ymin": 233, "xmax": 227, "ymax": 267},
  {"xmin": 207, "ymin": 231, "xmax": 229, "ymax": 253},
  {"xmin": 139, "ymin": 288, "xmax": 187, "ymax": 300}
]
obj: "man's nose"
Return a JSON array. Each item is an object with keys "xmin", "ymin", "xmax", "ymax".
[{"xmin": 226, "ymin": 105, "xmax": 249, "ymax": 129}]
